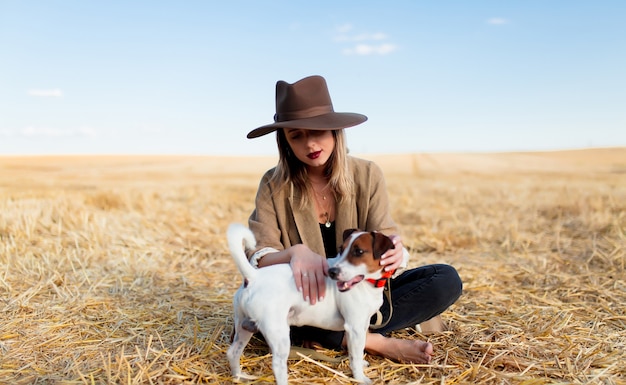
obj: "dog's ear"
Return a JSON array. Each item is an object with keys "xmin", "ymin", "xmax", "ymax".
[
  {"xmin": 371, "ymin": 232, "xmax": 395, "ymax": 260},
  {"xmin": 342, "ymin": 228, "xmax": 359, "ymax": 241}
]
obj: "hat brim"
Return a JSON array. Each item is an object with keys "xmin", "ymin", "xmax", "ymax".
[{"xmin": 247, "ymin": 112, "xmax": 367, "ymax": 139}]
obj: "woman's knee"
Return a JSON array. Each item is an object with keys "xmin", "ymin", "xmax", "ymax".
[{"xmin": 434, "ymin": 264, "xmax": 463, "ymax": 304}]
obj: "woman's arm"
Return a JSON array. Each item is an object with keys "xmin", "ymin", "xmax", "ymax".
[
  {"xmin": 258, "ymin": 244, "xmax": 329, "ymax": 305},
  {"xmin": 247, "ymin": 172, "xmax": 328, "ymax": 304},
  {"xmin": 256, "ymin": 247, "xmax": 296, "ymax": 267}
]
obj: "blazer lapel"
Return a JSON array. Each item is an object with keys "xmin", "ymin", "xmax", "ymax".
[{"xmin": 335, "ymin": 193, "xmax": 357, "ymax": 248}]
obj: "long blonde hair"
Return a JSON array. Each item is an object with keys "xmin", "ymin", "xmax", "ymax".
[{"xmin": 270, "ymin": 129, "xmax": 354, "ymax": 208}]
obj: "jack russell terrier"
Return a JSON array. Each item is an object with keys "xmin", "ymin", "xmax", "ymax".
[{"xmin": 226, "ymin": 223, "xmax": 395, "ymax": 385}]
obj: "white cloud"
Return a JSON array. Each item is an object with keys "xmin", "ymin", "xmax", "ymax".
[
  {"xmin": 487, "ymin": 17, "xmax": 509, "ymax": 25},
  {"xmin": 343, "ymin": 43, "xmax": 398, "ymax": 56},
  {"xmin": 28, "ymin": 89, "xmax": 63, "ymax": 97},
  {"xmin": 336, "ymin": 23, "xmax": 353, "ymax": 34},
  {"xmin": 335, "ymin": 32, "xmax": 388, "ymax": 42},
  {"xmin": 19, "ymin": 126, "xmax": 98, "ymax": 138},
  {"xmin": 334, "ymin": 25, "xmax": 397, "ymax": 56}
]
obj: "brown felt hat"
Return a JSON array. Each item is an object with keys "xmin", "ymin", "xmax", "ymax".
[{"xmin": 247, "ymin": 75, "xmax": 367, "ymax": 139}]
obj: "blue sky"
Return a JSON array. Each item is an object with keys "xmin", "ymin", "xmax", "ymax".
[{"xmin": 1, "ymin": 1, "xmax": 625, "ymax": 156}]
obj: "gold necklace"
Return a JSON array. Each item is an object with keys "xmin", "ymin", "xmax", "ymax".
[{"xmin": 312, "ymin": 186, "xmax": 332, "ymax": 228}]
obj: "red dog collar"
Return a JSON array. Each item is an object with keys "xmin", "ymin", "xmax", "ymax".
[{"xmin": 366, "ymin": 269, "xmax": 395, "ymax": 288}]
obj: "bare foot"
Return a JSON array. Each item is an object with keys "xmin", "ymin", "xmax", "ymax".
[
  {"xmin": 418, "ymin": 315, "xmax": 447, "ymax": 334},
  {"xmin": 364, "ymin": 332, "xmax": 433, "ymax": 364},
  {"xmin": 302, "ymin": 340, "xmax": 324, "ymax": 350}
]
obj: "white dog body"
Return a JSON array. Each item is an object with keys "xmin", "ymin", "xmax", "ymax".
[{"xmin": 226, "ymin": 223, "xmax": 394, "ymax": 385}]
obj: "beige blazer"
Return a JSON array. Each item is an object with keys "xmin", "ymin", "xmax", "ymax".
[{"xmin": 247, "ymin": 156, "xmax": 400, "ymax": 260}]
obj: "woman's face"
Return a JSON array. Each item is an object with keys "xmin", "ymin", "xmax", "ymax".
[{"xmin": 284, "ymin": 128, "xmax": 335, "ymax": 169}]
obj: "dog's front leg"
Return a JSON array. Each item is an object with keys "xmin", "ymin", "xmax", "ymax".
[{"xmin": 344, "ymin": 321, "xmax": 372, "ymax": 384}]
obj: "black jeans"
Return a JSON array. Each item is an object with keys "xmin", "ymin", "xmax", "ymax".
[{"xmin": 290, "ymin": 263, "xmax": 463, "ymax": 350}]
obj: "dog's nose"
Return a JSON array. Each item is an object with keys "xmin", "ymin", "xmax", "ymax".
[{"xmin": 328, "ymin": 267, "xmax": 340, "ymax": 279}]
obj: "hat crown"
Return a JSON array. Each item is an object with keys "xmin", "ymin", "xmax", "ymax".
[
  {"xmin": 246, "ymin": 75, "xmax": 367, "ymax": 139},
  {"xmin": 274, "ymin": 76, "xmax": 335, "ymax": 123}
]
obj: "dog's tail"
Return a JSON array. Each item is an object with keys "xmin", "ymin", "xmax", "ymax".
[{"xmin": 227, "ymin": 223, "xmax": 258, "ymax": 281}]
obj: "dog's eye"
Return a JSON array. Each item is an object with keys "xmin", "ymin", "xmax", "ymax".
[{"xmin": 352, "ymin": 247, "xmax": 365, "ymax": 257}]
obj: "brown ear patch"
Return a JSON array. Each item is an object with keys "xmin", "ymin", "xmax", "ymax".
[
  {"xmin": 342, "ymin": 228, "xmax": 359, "ymax": 241},
  {"xmin": 371, "ymin": 232, "xmax": 395, "ymax": 260}
]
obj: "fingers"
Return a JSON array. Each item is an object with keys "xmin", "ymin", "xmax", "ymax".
[
  {"xmin": 291, "ymin": 251, "xmax": 327, "ymax": 305},
  {"xmin": 300, "ymin": 271, "xmax": 324, "ymax": 305},
  {"xmin": 321, "ymin": 258, "xmax": 330, "ymax": 276},
  {"xmin": 385, "ymin": 259, "xmax": 402, "ymax": 272},
  {"xmin": 299, "ymin": 269, "xmax": 328, "ymax": 305},
  {"xmin": 315, "ymin": 271, "xmax": 326, "ymax": 302},
  {"xmin": 381, "ymin": 237, "xmax": 403, "ymax": 272},
  {"xmin": 294, "ymin": 272, "xmax": 303, "ymax": 294},
  {"xmin": 304, "ymin": 271, "xmax": 317, "ymax": 305}
]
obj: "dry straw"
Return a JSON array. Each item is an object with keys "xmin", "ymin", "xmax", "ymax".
[{"xmin": 0, "ymin": 150, "xmax": 624, "ymax": 384}]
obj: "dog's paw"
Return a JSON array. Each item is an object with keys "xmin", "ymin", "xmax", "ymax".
[
  {"xmin": 352, "ymin": 369, "xmax": 372, "ymax": 385},
  {"xmin": 354, "ymin": 376, "xmax": 372, "ymax": 385}
]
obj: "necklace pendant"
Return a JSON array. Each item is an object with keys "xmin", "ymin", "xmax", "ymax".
[{"xmin": 325, "ymin": 220, "xmax": 331, "ymax": 228}]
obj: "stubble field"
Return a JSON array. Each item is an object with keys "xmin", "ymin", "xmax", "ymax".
[{"xmin": 0, "ymin": 148, "xmax": 625, "ymax": 384}]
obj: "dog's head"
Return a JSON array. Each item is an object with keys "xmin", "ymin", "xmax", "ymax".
[{"xmin": 327, "ymin": 229, "xmax": 395, "ymax": 292}]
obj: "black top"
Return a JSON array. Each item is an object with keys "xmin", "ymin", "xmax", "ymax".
[{"xmin": 319, "ymin": 221, "xmax": 337, "ymax": 258}]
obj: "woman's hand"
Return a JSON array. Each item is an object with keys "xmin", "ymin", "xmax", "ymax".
[
  {"xmin": 289, "ymin": 244, "xmax": 329, "ymax": 305},
  {"xmin": 380, "ymin": 234, "xmax": 404, "ymax": 272}
]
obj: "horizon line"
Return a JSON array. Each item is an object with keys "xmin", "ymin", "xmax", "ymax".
[{"xmin": 0, "ymin": 145, "xmax": 624, "ymax": 158}]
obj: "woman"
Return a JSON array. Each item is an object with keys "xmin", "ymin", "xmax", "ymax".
[{"xmin": 244, "ymin": 75, "xmax": 462, "ymax": 364}]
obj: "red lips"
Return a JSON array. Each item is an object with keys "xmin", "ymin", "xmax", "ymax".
[{"xmin": 308, "ymin": 151, "xmax": 321, "ymax": 160}]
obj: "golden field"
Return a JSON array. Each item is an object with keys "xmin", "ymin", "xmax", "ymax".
[{"xmin": 0, "ymin": 148, "xmax": 625, "ymax": 384}]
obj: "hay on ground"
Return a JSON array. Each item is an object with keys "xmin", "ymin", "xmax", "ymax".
[{"xmin": 0, "ymin": 150, "xmax": 624, "ymax": 384}]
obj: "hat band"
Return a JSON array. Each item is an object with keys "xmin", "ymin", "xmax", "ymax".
[{"xmin": 274, "ymin": 104, "xmax": 334, "ymax": 122}]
